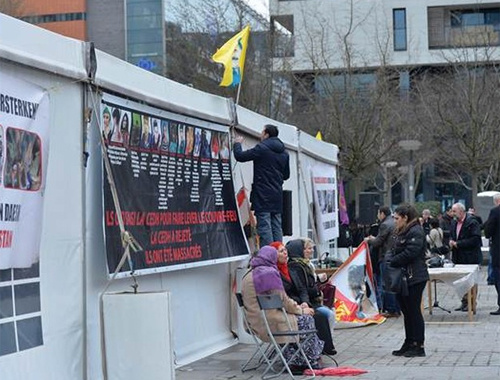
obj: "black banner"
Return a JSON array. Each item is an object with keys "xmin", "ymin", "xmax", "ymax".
[{"xmin": 101, "ymin": 97, "xmax": 248, "ymax": 275}]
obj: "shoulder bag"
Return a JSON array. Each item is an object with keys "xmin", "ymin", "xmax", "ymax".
[{"xmin": 384, "ymin": 253, "xmax": 409, "ymax": 296}]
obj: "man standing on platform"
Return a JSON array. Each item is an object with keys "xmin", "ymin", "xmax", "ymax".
[
  {"xmin": 450, "ymin": 202, "xmax": 482, "ymax": 311},
  {"xmin": 484, "ymin": 194, "xmax": 500, "ymax": 315},
  {"xmin": 233, "ymin": 124, "xmax": 290, "ymax": 247}
]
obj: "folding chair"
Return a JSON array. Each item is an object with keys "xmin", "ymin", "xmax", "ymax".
[
  {"xmin": 235, "ymin": 293, "xmax": 275, "ymax": 372},
  {"xmin": 257, "ymin": 294, "xmax": 317, "ymax": 380}
]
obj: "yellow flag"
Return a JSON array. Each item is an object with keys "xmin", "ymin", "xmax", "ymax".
[
  {"xmin": 212, "ymin": 25, "xmax": 250, "ymax": 87},
  {"xmin": 315, "ymin": 131, "xmax": 323, "ymax": 141}
]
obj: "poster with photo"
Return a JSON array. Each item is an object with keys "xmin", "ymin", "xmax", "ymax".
[
  {"xmin": 0, "ymin": 73, "xmax": 49, "ymax": 269},
  {"xmin": 101, "ymin": 94, "xmax": 248, "ymax": 276},
  {"xmin": 311, "ymin": 162, "xmax": 339, "ymax": 242}
]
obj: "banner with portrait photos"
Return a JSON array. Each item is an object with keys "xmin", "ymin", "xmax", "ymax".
[
  {"xmin": 101, "ymin": 94, "xmax": 248, "ymax": 276},
  {"xmin": 311, "ymin": 162, "xmax": 339, "ymax": 242},
  {"xmin": 0, "ymin": 73, "xmax": 49, "ymax": 269}
]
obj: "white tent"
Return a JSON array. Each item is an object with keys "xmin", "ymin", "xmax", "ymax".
[{"xmin": 0, "ymin": 13, "xmax": 338, "ymax": 380}]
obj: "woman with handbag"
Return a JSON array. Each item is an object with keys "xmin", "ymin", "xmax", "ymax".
[
  {"xmin": 271, "ymin": 241, "xmax": 337, "ymax": 356},
  {"xmin": 389, "ymin": 204, "xmax": 429, "ymax": 357}
]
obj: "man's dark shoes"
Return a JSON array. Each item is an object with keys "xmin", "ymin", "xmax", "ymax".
[
  {"xmin": 454, "ymin": 304, "xmax": 467, "ymax": 312},
  {"xmin": 392, "ymin": 341, "xmax": 411, "ymax": 356},
  {"xmin": 382, "ymin": 312, "xmax": 400, "ymax": 318},
  {"xmin": 403, "ymin": 345, "xmax": 426, "ymax": 357},
  {"xmin": 490, "ymin": 308, "xmax": 500, "ymax": 315}
]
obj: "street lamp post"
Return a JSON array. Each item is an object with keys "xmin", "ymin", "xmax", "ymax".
[
  {"xmin": 398, "ymin": 140, "xmax": 421, "ymax": 205},
  {"xmin": 382, "ymin": 161, "xmax": 398, "ymax": 207}
]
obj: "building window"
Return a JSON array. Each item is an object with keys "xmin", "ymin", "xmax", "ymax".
[
  {"xmin": 393, "ymin": 9, "xmax": 407, "ymax": 51},
  {"xmin": 21, "ymin": 12, "xmax": 86, "ymax": 24},
  {"xmin": 451, "ymin": 8, "xmax": 500, "ymax": 28}
]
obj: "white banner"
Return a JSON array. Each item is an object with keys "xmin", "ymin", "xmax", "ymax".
[
  {"xmin": 0, "ymin": 73, "xmax": 49, "ymax": 269},
  {"xmin": 311, "ymin": 162, "xmax": 339, "ymax": 242}
]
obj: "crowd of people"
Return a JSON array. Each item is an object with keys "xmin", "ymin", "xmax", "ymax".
[{"xmin": 234, "ymin": 123, "xmax": 500, "ymax": 373}]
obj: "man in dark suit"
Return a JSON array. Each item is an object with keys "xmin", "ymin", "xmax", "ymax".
[
  {"xmin": 483, "ymin": 194, "xmax": 500, "ymax": 315},
  {"xmin": 450, "ymin": 202, "xmax": 482, "ymax": 311}
]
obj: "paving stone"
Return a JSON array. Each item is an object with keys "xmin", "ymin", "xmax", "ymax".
[{"xmin": 176, "ymin": 267, "xmax": 500, "ymax": 380}]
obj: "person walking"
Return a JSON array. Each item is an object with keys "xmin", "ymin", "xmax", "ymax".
[
  {"xmin": 389, "ymin": 204, "xmax": 429, "ymax": 357},
  {"xmin": 233, "ymin": 124, "xmax": 290, "ymax": 247},
  {"xmin": 483, "ymin": 193, "xmax": 500, "ymax": 315},
  {"xmin": 449, "ymin": 202, "xmax": 482, "ymax": 311}
]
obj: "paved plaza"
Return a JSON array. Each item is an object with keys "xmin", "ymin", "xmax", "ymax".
[{"xmin": 176, "ymin": 267, "xmax": 500, "ymax": 379}]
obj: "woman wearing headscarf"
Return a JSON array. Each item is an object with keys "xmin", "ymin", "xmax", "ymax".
[
  {"xmin": 286, "ymin": 238, "xmax": 336, "ymax": 333},
  {"xmin": 241, "ymin": 246, "xmax": 324, "ymax": 372},
  {"xmin": 271, "ymin": 241, "xmax": 337, "ymax": 356},
  {"xmin": 389, "ymin": 204, "xmax": 429, "ymax": 357}
]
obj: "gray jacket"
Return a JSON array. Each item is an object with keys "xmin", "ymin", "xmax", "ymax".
[{"xmin": 369, "ymin": 215, "xmax": 395, "ymax": 261}]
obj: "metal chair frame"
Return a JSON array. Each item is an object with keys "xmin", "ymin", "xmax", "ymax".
[
  {"xmin": 257, "ymin": 294, "xmax": 317, "ymax": 380},
  {"xmin": 235, "ymin": 293, "xmax": 275, "ymax": 372}
]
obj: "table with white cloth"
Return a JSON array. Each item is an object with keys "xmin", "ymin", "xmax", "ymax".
[{"xmin": 426, "ymin": 264, "xmax": 480, "ymax": 322}]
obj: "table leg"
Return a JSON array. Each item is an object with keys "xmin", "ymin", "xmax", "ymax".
[
  {"xmin": 472, "ymin": 284, "xmax": 478, "ymax": 314},
  {"xmin": 467, "ymin": 288, "xmax": 473, "ymax": 322},
  {"xmin": 427, "ymin": 280, "xmax": 433, "ymax": 315}
]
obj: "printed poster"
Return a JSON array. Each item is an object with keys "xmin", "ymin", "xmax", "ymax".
[
  {"xmin": 101, "ymin": 94, "xmax": 248, "ymax": 276},
  {"xmin": 0, "ymin": 73, "xmax": 49, "ymax": 269},
  {"xmin": 311, "ymin": 162, "xmax": 339, "ymax": 242}
]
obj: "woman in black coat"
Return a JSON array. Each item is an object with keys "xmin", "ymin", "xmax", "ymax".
[
  {"xmin": 389, "ymin": 204, "xmax": 429, "ymax": 357},
  {"xmin": 272, "ymin": 241, "xmax": 336, "ymax": 356}
]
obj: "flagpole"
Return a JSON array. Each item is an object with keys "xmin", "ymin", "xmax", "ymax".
[{"xmin": 235, "ymin": 81, "xmax": 242, "ymax": 106}]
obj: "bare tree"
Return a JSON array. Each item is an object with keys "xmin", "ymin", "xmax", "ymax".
[
  {"xmin": 165, "ymin": 0, "xmax": 290, "ymax": 118},
  {"xmin": 413, "ymin": 44, "xmax": 500, "ymax": 207},
  {"xmin": 273, "ymin": 1, "xmax": 418, "ymax": 216}
]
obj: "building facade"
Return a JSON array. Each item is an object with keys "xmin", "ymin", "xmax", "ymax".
[
  {"xmin": 269, "ymin": 0, "xmax": 500, "ymax": 208},
  {"xmin": 19, "ymin": 0, "xmax": 87, "ymax": 40},
  {"xmin": 270, "ymin": 0, "xmax": 500, "ymax": 70}
]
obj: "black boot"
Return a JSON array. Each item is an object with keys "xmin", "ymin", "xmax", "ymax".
[
  {"xmin": 392, "ymin": 340, "xmax": 411, "ymax": 356},
  {"xmin": 403, "ymin": 342, "xmax": 426, "ymax": 357}
]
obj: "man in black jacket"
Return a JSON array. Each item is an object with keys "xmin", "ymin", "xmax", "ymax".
[
  {"xmin": 450, "ymin": 202, "xmax": 482, "ymax": 311},
  {"xmin": 439, "ymin": 207, "xmax": 453, "ymax": 246},
  {"xmin": 484, "ymin": 193, "xmax": 500, "ymax": 315},
  {"xmin": 365, "ymin": 206, "xmax": 399, "ymax": 317},
  {"xmin": 233, "ymin": 124, "xmax": 290, "ymax": 246}
]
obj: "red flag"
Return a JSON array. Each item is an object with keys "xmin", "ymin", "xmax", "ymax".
[
  {"xmin": 236, "ymin": 187, "xmax": 258, "ymax": 252},
  {"xmin": 330, "ymin": 242, "xmax": 385, "ymax": 325}
]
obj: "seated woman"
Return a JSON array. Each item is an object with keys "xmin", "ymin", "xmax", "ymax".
[
  {"xmin": 241, "ymin": 246, "xmax": 324, "ymax": 371},
  {"xmin": 285, "ymin": 238, "xmax": 336, "ymax": 334},
  {"xmin": 271, "ymin": 241, "xmax": 337, "ymax": 356}
]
